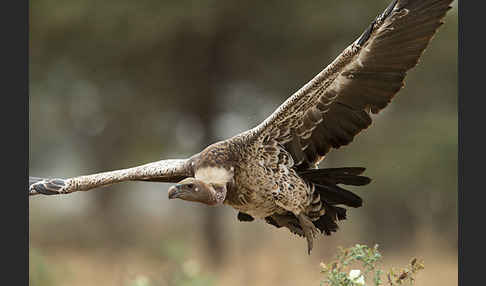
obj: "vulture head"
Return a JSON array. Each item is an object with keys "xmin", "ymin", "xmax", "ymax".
[{"xmin": 168, "ymin": 177, "xmax": 227, "ymax": 206}]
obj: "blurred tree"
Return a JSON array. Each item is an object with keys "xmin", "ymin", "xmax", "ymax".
[{"xmin": 164, "ymin": 15, "xmax": 241, "ymax": 265}]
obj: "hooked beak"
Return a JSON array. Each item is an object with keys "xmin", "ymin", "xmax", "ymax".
[{"xmin": 168, "ymin": 185, "xmax": 181, "ymax": 199}]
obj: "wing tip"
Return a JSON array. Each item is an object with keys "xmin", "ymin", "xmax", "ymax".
[{"xmin": 357, "ymin": 0, "xmax": 400, "ymax": 47}]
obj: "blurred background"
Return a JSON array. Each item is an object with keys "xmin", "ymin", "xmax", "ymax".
[{"xmin": 29, "ymin": 0, "xmax": 457, "ymax": 285}]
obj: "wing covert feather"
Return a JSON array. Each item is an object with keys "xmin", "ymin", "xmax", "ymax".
[{"xmin": 249, "ymin": 0, "xmax": 453, "ymax": 170}]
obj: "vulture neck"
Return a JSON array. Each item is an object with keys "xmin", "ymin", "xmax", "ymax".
[
  {"xmin": 194, "ymin": 166, "xmax": 234, "ymax": 205},
  {"xmin": 195, "ymin": 166, "xmax": 234, "ymax": 186}
]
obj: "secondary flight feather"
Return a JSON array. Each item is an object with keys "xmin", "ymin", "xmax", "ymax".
[{"xmin": 29, "ymin": 0, "xmax": 454, "ymax": 254}]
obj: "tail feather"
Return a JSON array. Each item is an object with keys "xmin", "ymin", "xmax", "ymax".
[
  {"xmin": 314, "ymin": 213, "xmax": 339, "ymax": 235},
  {"xmin": 301, "ymin": 167, "xmax": 366, "ymax": 176},
  {"xmin": 299, "ymin": 167, "xmax": 371, "ymax": 236},
  {"xmin": 316, "ymin": 183, "xmax": 363, "ymax": 207},
  {"xmin": 265, "ymin": 167, "xmax": 371, "ymax": 242},
  {"xmin": 299, "ymin": 167, "xmax": 372, "ymax": 186}
]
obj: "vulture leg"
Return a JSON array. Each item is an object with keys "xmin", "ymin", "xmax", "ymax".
[
  {"xmin": 265, "ymin": 213, "xmax": 305, "ymax": 236},
  {"xmin": 298, "ymin": 213, "xmax": 320, "ymax": 255}
]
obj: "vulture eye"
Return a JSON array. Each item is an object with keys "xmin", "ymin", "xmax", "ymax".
[{"xmin": 186, "ymin": 183, "xmax": 194, "ymax": 189}]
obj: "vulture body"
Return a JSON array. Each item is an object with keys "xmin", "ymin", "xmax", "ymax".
[{"xmin": 30, "ymin": 0, "xmax": 454, "ymax": 254}]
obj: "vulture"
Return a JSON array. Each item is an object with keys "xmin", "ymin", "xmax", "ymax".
[{"xmin": 29, "ymin": 0, "xmax": 454, "ymax": 254}]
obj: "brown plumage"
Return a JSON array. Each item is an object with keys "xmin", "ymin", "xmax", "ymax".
[{"xmin": 29, "ymin": 0, "xmax": 454, "ymax": 254}]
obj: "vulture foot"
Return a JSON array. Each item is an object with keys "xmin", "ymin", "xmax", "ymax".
[{"xmin": 298, "ymin": 213, "xmax": 320, "ymax": 255}]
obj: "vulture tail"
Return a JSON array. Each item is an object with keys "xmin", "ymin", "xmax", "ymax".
[
  {"xmin": 264, "ymin": 167, "xmax": 371, "ymax": 245},
  {"xmin": 299, "ymin": 167, "xmax": 371, "ymax": 235},
  {"xmin": 299, "ymin": 167, "xmax": 371, "ymax": 187}
]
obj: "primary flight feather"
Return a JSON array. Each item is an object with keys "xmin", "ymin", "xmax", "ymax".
[{"xmin": 29, "ymin": 0, "xmax": 454, "ymax": 254}]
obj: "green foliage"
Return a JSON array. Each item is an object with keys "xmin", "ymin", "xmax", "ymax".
[
  {"xmin": 385, "ymin": 258, "xmax": 425, "ymax": 286},
  {"xmin": 320, "ymin": 244, "xmax": 424, "ymax": 286}
]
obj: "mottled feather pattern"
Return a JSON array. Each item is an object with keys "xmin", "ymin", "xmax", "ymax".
[{"xmin": 221, "ymin": 135, "xmax": 313, "ymax": 219}]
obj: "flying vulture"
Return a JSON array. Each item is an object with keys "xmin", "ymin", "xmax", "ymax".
[{"xmin": 29, "ymin": 0, "xmax": 454, "ymax": 254}]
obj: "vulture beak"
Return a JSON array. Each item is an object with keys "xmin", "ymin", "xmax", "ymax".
[{"xmin": 168, "ymin": 185, "xmax": 181, "ymax": 199}]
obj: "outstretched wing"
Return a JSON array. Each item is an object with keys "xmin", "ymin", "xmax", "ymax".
[
  {"xmin": 29, "ymin": 159, "xmax": 191, "ymax": 196},
  {"xmin": 250, "ymin": 0, "xmax": 453, "ymax": 171}
]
